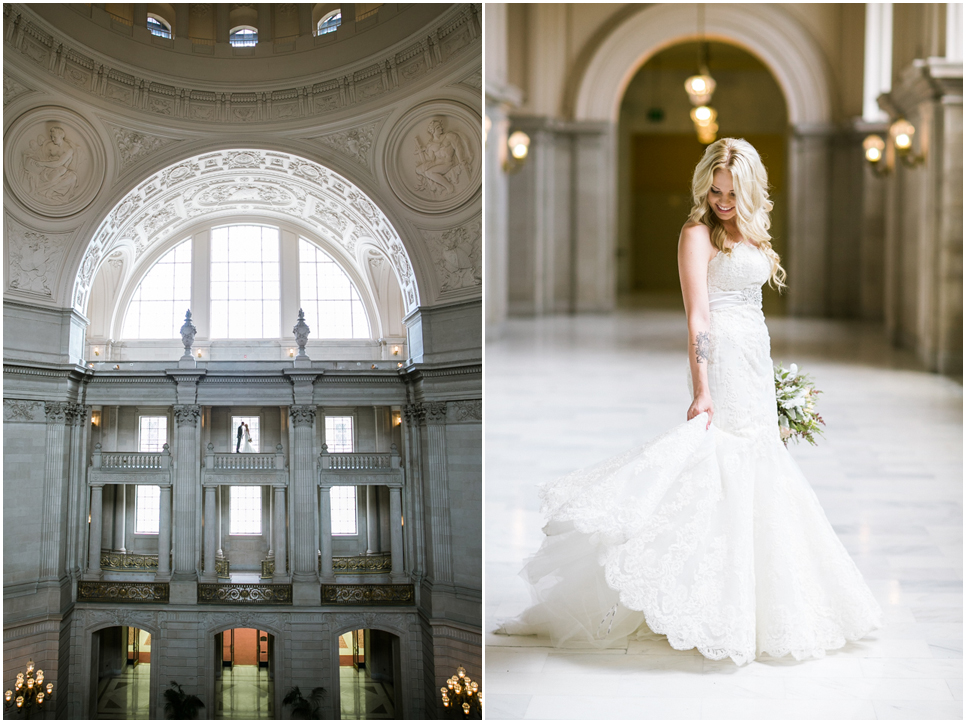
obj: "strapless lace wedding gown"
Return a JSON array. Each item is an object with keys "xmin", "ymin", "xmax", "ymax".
[{"xmin": 497, "ymin": 243, "xmax": 883, "ymax": 665}]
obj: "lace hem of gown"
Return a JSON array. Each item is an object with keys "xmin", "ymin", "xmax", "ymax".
[{"xmin": 495, "ymin": 414, "xmax": 883, "ymax": 666}]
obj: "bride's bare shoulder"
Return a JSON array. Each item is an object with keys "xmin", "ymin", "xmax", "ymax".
[{"xmin": 678, "ymin": 222, "xmax": 715, "ymax": 257}]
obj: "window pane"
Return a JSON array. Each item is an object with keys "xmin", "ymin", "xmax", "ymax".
[
  {"xmin": 139, "ymin": 416, "xmax": 168, "ymax": 452},
  {"xmin": 135, "ymin": 486, "xmax": 160, "ymax": 534},
  {"xmin": 331, "ymin": 486, "xmax": 357, "ymax": 536},
  {"xmin": 230, "ymin": 486, "xmax": 262, "ymax": 535},
  {"xmin": 209, "ymin": 225, "xmax": 280, "ymax": 339},
  {"xmin": 298, "ymin": 238, "xmax": 370, "ymax": 339},
  {"xmin": 122, "ymin": 239, "xmax": 192, "ymax": 339}
]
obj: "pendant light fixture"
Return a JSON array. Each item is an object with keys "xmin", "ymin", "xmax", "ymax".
[{"xmin": 684, "ymin": 5, "xmax": 718, "ymax": 144}]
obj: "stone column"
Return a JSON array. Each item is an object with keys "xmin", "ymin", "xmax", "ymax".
[
  {"xmin": 366, "ymin": 486, "xmax": 380, "ymax": 553},
  {"xmin": 203, "ymin": 485, "xmax": 216, "ymax": 579},
  {"xmin": 157, "ymin": 485, "xmax": 172, "ymax": 578},
  {"xmin": 272, "ymin": 486, "xmax": 288, "ymax": 582},
  {"xmin": 171, "ymin": 405, "xmax": 201, "ymax": 601},
  {"xmin": 117, "ymin": 485, "xmax": 127, "ymax": 553},
  {"xmin": 174, "ymin": 4, "xmax": 189, "ymax": 39},
  {"xmin": 319, "ymin": 486, "xmax": 333, "ymax": 581},
  {"xmin": 288, "ymin": 406, "xmax": 319, "ymax": 603},
  {"xmin": 67, "ymin": 404, "xmax": 91, "ymax": 578},
  {"xmin": 389, "ymin": 486, "xmax": 404, "ymax": 582},
  {"xmin": 40, "ymin": 402, "xmax": 70, "ymax": 583},
  {"xmin": 86, "ymin": 484, "xmax": 104, "ymax": 579},
  {"xmin": 257, "ymin": 3, "xmax": 272, "ymax": 42},
  {"xmin": 216, "ymin": 486, "xmax": 224, "ymax": 558},
  {"xmin": 402, "ymin": 404, "xmax": 425, "ymax": 580},
  {"xmin": 297, "ymin": 3, "xmax": 312, "ymax": 36},
  {"xmin": 422, "ymin": 402, "xmax": 453, "ymax": 584},
  {"xmin": 132, "ymin": 4, "xmax": 148, "ymax": 27},
  {"xmin": 215, "ymin": 3, "xmax": 229, "ymax": 43}
]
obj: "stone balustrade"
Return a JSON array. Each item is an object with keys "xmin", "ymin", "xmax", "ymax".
[
  {"xmin": 319, "ymin": 444, "xmax": 401, "ymax": 472},
  {"xmin": 93, "ymin": 443, "xmax": 171, "ymax": 469}
]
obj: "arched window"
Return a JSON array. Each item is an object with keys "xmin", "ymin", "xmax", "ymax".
[
  {"xmin": 229, "ymin": 26, "xmax": 258, "ymax": 47},
  {"xmin": 210, "ymin": 225, "xmax": 280, "ymax": 339},
  {"xmin": 317, "ymin": 10, "xmax": 342, "ymax": 35},
  {"xmin": 147, "ymin": 14, "xmax": 172, "ymax": 38},
  {"xmin": 122, "ymin": 239, "xmax": 191, "ymax": 339},
  {"xmin": 299, "ymin": 238, "xmax": 369, "ymax": 339}
]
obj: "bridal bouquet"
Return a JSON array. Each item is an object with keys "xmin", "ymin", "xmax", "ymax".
[{"xmin": 774, "ymin": 363, "xmax": 826, "ymax": 446}]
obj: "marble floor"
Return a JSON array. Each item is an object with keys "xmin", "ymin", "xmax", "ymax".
[
  {"xmin": 485, "ymin": 310, "xmax": 963, "ymax": 720},
  {"xmin": 340, "ymin": 665, "xmax": 396, "ymax": 719},
  {"xmin": 215, "ymin": 665, "xmax": 274, "ymax": 719},
  {"xmin": 96, "ymin": 663, "xmax": 151, "ymax": 719}
]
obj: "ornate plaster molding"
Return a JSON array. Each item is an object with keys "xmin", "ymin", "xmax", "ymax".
[
  {"xmin": 71, "ymin": 149, "xmax": 420, "ymax": 314},
  {"xmin": 3, "ymin": 4, "xmax": 480, "ymax": 125},
  {"xmin": 450, "ymin": 399, "xmax": 481, "ymax": 422},
  {"xmin": 3, "ymin": 399, "xmax": 45, "ymax": 423},
  {"xmin": 173, "ymin": 404, "xmax": 201, "ymax": 427},
  {"xmin": 106, "ymin": 122, "xmax": 180, "ymax": 171},
  {"xmin": 308, "ymin": 119, "xmax": 382, "ymax": 172},
  {"xmin": 5, "ymin": 215, "xmax": 70, "ymax": 299},
  {"xmin": 3, "ymin": 71, "xmax": 33, "ymax": 106},
  {"xmin": 419, "ymin": 217, "xmax": 482, "ymax": 297},
  {"xmin": 289, "ymin": 405, "xmax": 317, "ymax": 428}
]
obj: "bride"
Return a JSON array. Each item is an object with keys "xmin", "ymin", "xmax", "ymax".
[
  {"xmin": 240, "ymin": 423, "xmax": 256, "ymax": 454},
  {"xmin": 496, "ymin": 138, "xmax": 883, "ymax": 665}
]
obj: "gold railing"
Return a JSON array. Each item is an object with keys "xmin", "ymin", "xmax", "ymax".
[
  {"xmin": 100, "ymin": 551, "xmax": 158, "ymax": 571},
  {"xmin": 198, "ymin": 583, "xmax": 292, "ymax": 605},
  {"xmin": 321, "ymin": 583, "xmax": 413, "ymax": 605},
  {"xmin": 78, "ymin": 582, "xmax": 169, "ymax": 603},
  {"xmin": 330, "ymin": 553, "xmax": 391, "ymax": 574},
  {"xmin": 216, "ymin": 557, "xmax": 229, "ymax": 579}
]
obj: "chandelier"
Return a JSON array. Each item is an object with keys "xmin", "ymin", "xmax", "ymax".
[
  {"xmin": 684, "ymin": 6, "xmax": 718, "ymax": 144},
  {"xmin": 440, "ymin": 665, "xmax": 482, "ymax": 717},
  {"xmin": 4, "ymin": 660, "xmax": 53, "ymax": 715}
]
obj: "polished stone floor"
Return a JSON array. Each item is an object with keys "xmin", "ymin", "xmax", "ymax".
[
  {"xmin": 96, "ymin": 664, "xmax": 150, "ymax": 719},
  {"xmin": 485, "ymin": 310, "xmax": 963, "ymax": 720},
  {"xmin": 215, "ymin": 665, "xmax": 274, "ymax": 719},
  {"xmin": 340, "ymin": 666, "xmax": 396, "ymax": 719}
]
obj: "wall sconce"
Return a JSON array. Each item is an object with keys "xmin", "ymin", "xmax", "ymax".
[
  {"xmin": 396, "ymin": 362, "xmax": 403, "ymax": 368},
  {"xmin": 392, "ymin": 411, "xmax": 401, "ymax": 426},
  {"xmin": 863, "ymin": 118, "xmax": 924, "ymax": 176},
  {"xmin": 197, "ymin": 350, "xmax": 203, "ymax": 358},
  {"xmin": 391, "ymin": 346, "xmax": 400, "ymax": 356},
  {"xmin": 503, "ymin": 131, "xmax": 530, "ymax": 173},
  {"xmin": 91, "ymin": 411, "xmax": 101, "ymax": 427},
  {"xmin": 93, "ymin": 348, "xmax": 100, "ymax": 357},
  {"xmin": 288, "ymin": 349, "xmax": 295, "ymax": 358}
]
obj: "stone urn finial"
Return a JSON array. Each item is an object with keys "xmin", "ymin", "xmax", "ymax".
[
  {"xmin": 293, "ymin": 308, "xmax": 310, "ymax": 360},
  {"xmin": 180, "ymin": 309, "xmax": 197, "ymax": 359}
]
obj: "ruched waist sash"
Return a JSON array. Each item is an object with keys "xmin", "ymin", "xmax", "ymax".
[{"xmin": 709, "ymin": 287, "xmax": 763, "ymax": 311}]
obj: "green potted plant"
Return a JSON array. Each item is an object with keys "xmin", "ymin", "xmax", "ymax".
[
  {"xmin": 163, "ymin": 681, "xmax": 205, "ymax": 720},
  {"xmin": 283, "ymin": 686, "xmax": 326, "ymax": 720}
]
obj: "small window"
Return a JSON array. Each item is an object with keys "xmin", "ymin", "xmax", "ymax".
[
  {"xmin": 325, "ymin": 416, "xmax": 353, "ymax": 453},
  {"xmin": 139, "ymin": 416, "xmax": 168, "ymax": 452},
  {"xmin": 325, "ymin": 416, "xmax": 356, "ymax": 535},
  {"xmin": 230, "ymin": 26, "xmax": 258, "ymax": 47},
  {"xmin": 230, "ymin": 486, "xmax": 262, "ymax": 535},
  {"xmin": 135, "ymin": 486, "xmax": 161, "ymax": 534},
  {"xmin": 147, "ymin": 15, "xmax": 172, "ymax": 39},
  {"xmin": 317, "ymin": 10, "xmax": 342, "ymax": 35}
]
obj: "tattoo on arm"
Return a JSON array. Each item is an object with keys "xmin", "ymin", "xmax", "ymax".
[{"xmin": 694, "ymin": 331, "xmax": 711, "ymax": 364}]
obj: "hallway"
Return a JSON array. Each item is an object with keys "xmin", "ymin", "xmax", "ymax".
[{"xmin": 485, "ymin": 310, "xmax": 963, "ymax": 719}]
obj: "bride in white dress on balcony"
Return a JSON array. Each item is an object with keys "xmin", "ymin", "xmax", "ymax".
[
  {"xmin": 240, "ymin": 423, "xmax": 255, "ymax": 454},
  {"xmin": 496, "ymin": 138, "xmax": 883, "ymax": 665}
]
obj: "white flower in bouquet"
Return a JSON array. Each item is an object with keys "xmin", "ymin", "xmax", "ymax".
[{"xmin": 774, "ymin": 363, "xmax": 826, "ymax": 446}]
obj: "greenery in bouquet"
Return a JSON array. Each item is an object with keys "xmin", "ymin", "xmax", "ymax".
[{"xmin": 774, "ymin": 363, "xmax": 826, "ymax": 446}]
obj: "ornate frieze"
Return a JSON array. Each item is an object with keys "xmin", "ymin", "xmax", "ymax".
[
  {"xmin": 197, "ymin": 583, "xmax": 293, "ymax": 605},
  {"xmin": 331, "ymin": 554, "xmax": 392, "ymax": 574},
  {"xmin": 289, "ymin": 405, "xmax": 316, "ymax": 428},
  {"xmin": 3, "ymin": 72, "xmax": 32, "ymax": 107},
  {"xmin": 321, "ymin": 583, "xmax": 415, "ymax": 605},
  {"xmin": 100, "ymin": 551, "xmax": 159, "ymax": 571},
  {"xmin": 420, "ymin": 218, "xmax": 482, "ymax": 295},
  {"xmin": 44, "ymin": 401, "xmax": 69, "ymax": 424},
  {"xmin": 451, "ymin": 400, "xmax": 481, "ymax": 423},
  {"xmin": 5, "ymin": 5, "xmax": 477, "ymax": 124},
  {"xmin": 424, "ymin": 401, "xmax": 448, "ymax": 424},
  {"xmin": 77, "ymin": 581, "xmax": 170, "ymax": 603},
  {"xmin": 310, "ymin": 122, "xmax": 378, "ymax": 169},
  {"xmin": 3, "ymin": 399, "xmax": 45, "ymax": 423},
  {"xmin": 173, "ymin": 404, "xmax": 201, "ymax": 427},
  {"xmin": 107, "ymin": 123, "xmax": 178, "ymax": 170},
  {"xmin": 5, "ymin": 216, "xmax": 69, "ymax": 299}
]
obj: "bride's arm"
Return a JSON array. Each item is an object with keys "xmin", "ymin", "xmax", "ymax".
[{"xmin": 678, "ymin": 223, "xmax": 716, "ymax": 428}]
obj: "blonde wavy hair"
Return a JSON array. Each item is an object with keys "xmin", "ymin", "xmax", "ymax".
[{"xmin": 688, "ymin": 138, "xmax": 786, "ymax": 290}]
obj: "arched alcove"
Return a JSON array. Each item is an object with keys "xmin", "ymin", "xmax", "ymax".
[
  {"xmin": 84, "ymin": 620, "xmax": 162, "ymax": 720},
  {"xmin": 564, "ymin": 3, "xmax": 836, "ymax": 315}
]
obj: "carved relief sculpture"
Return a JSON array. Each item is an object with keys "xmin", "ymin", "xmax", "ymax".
[
  {"xmin": 8, "ymin": 229, "xmax": 63, "ymax": 297},
  {"xmin": 413, "ymin": 119, "xmax": 473, "ymax": 197},
  {"xmin": 21, "ymin": 126, "xmax": 79, "ymax": 203}
]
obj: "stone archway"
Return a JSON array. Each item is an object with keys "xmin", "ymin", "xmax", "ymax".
[
  {"xmin": 566, "ymin": 3, "xmax": 836, "ymax": 315},
  {"xmin": 84, "ymin": 619, "xmax": 162, "ymax": 721},
  {"xmin": 71, "ymin": 149, "xmax": 421, "ymax": 320}
]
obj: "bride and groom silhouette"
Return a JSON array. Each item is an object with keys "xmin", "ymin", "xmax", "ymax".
[{"xmin": 235, "ymin": 422, "xmax": 255, "ymax": 454}]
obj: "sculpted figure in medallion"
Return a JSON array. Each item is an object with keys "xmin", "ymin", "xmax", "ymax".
[
  {"xmin": 21, "ymin": 126, "xmax": 80, "ymax": 203},
  {"xmin": 413, "ymin": 119, "xmax": 473, "ymax": 196}
]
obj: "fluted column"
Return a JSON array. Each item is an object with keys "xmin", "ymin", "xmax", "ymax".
[
  {"xmin": 157, "ymin": 485, "xmax": 172, "ymax": 578},
  {"xmin": 40, "ymin": 402, "xmax": 70, "ymax": 582},
  {"xmin": 366, "ymin": 486, "xmax": 380, "ymax": 553},
  {"xmin": 389, "ymin": 486, "xmax": 404, "ymax": 582},
  {"xmin": 319, "ymin": 486, "xmax": 333, "ymax": 581},
  {"xmin": 423, "ymin": 402, "xmax": 453, "ymax": 583},
  {"xmin": 86, "ymin": 484, "xmax": 104, "ymax": 578},
  {"xmin": 272, "ymin": 486, "xmax": 288, "ymax": 582},
  {"xmin": 203, "ymin": 485, "xmax": 216, "ymax": 579},
  {"xmin": 67, "ymin": 404, "xmax": 91, "ymax": 578},
  {"xmin": 172, "ymin": 405, "xmax": 201, "ymax": 579},
  {"xmin": 403, "ymin": 403, "xmax": 426, "ymax": 580},
  {"xmin": 288, "ymin": 405, "xmax": 318, "ymax": 581}
]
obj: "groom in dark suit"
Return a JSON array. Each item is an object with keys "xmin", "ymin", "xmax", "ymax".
[{"xmin": 236, "ymin": 421, "xmax": 244, "ymax": 453}]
